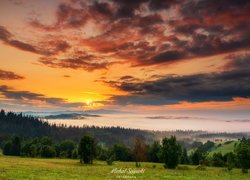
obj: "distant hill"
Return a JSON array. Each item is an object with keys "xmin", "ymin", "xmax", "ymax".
[{"xmin": 44, "ymin": 113, "xmax": 101, "ymax": 119}]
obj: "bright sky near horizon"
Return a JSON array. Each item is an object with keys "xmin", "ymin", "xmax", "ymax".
[{"xmin": 0, "ymin": 0, "xmax": 250, "ymax": 123}]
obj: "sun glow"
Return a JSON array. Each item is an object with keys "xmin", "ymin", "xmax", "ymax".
[{"xmin": 85, "ymin": 99, "xmax": 92, "ymax": 105}]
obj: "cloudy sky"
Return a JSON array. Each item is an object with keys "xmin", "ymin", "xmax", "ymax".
[{"xmin": 0, "ymin": 0, "xmax": 250, "ymax": 119}]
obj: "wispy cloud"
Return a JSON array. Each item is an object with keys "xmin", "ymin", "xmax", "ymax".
[
  {"xmin": 0, "ymin": 69, "xmax": 24, "ymax": 80},
  {"xmin": 0, "ymin": 85, "xmax": 86, "ymax": 108}
]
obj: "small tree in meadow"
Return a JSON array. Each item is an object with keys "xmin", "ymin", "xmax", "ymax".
[
  {"xmin": 40, "ymin": 145, "xmax": 56, "ymax": 158},
  {"xmin": 162, "ymin": 136, "xmax": 181, "ymax": 169},
  {"xmin": 78, "ymin": 135, "xmax": 96, "ymax": 164},
  {"xmin": 148, "ymin": 141, "xmax": 161, "ymax": 163},
  {"xmin": 212, "ymin": 152, "xmax": 224, "ymax": 167},
  {"xmin": 180, "ymin": 148, "xmax": 189, "ymax": 164},
  {"xmin": 191, "ymin": 148, "xmax": 207, "ymax": 165},
  {"xmin": 224, "ymin": 152, "xmax": 236, "ymax": 171},
  {"xmin": 59, "ymin": 140, "xmax": 75, "ymax": 158},
  {"xmin": 72, "ymin": 148, "xmax": 78, "ymax": 159},
  {"xmin": 133, "ymin": 137, "xmax": 146, "ymax": 167},
  {"xmin": 3, "ymin": 136, "xmax": 21, "ymax": 156}
]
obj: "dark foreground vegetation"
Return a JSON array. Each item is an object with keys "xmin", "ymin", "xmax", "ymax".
[{"xmin": 0, "ymin": 110, "xmax": 250, "ymax": 174}]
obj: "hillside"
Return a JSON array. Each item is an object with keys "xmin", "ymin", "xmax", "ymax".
[{"xmin": 208, "ymin": 141, "xmax": 240, "ymax": 156}]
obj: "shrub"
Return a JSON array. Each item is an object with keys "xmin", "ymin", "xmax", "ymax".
[
  {"xmin": 236, "ymin": 138, "xmax": 250, "ymax": 173},
  {"xmin": 196, "ymin": 165, "xmax": 206, "ymax": 171},
  {"xmin": 78, "ymin": 135, "xmax": 96, "ymax": 164},
  {"xmin": 177, "ymin": 165, "xmax": 190, "ymax": 170},
  {"xmin": 191, "ymin": 148, "xmax": 207, "ymax": 165},
  {"xmin": 72, "ymin": 149, "xmax": 78, "ymax": 159},
  {"xmin": 162, "ymin": 136, "xmax": 182, "ymax": 169},
  {"xmin": 40, "ymin": 145, "xmax": 56, "ymax": 158},
  {"xmin": 212, "ymin": 152, "xmax": 224, "ymax": 167}
]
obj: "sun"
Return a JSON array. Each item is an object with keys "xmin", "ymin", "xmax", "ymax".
[{"xmin": 85, "ymin": 99, "xmax": 92, "ymax": 105}]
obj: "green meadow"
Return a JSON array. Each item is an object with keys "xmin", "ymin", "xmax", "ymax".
[
  {"xmin": 208, "ymin": 141, "xmax": 239, "ymax": 156},
  {"xmin": 0, "ymin": 156, "xmax": 249, "ymax": 180}
]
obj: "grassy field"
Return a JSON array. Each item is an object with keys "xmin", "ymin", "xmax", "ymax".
[
  {"xmin": 208, "ymin": 141, "xmax": 239, "ymax": 156},
  {"xmin": 0, "ymin": 156, "xmax": 249, "ymax": 180}
]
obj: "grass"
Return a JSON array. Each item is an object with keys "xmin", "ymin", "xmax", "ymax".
[
  {"xmin": 209, "ymin": 141, "xmax": 239, "ymax": 156},
  {"xmin": 188, "ymin": 141, "xmax": 239, "ymax": 157},
  {"xmin": 0, "ymin": 155, "xmax": 249, "ymax": 180}
]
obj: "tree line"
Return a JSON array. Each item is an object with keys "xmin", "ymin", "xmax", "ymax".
[
  {"xmin": 2, "ymin": 135, "xmax": 250, "ymax": 173},
  {"xmin": 0, "ymin": 110, "xmax": 154, "ymax": 146}
]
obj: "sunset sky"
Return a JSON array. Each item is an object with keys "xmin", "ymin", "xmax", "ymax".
[{"xmin": 0, "ymin": 0, "xmax": 250, "ymax": 120}]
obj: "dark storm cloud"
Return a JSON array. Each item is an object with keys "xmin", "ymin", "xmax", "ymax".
[
  {"xmin": 112, "ymin": 0, "xmax": 148, "ymax": 18},
  {"xmin": 0, "ymin": 69, "xmax": 24, "ymax": 80},
  {"xmin": 223, "ymin": 54, "xmax": 250, "ymax": 70},
  {"xmin": 109, "ymin": 95, "xmax": 179, "ymax": 106},
  {"xmin": 151, "ymin": 50, "xmax": 185, "ymax": 64},
  {"xmin": 0, "ymin": 85, "xmax": 85, "ymax": 108},
  {"xmin": 181, "ymin": 0, "xmax": 250, "ymax": 19},
  {"xmin": 104, "ymin": 56, "xmax": 250, "ymax": 105},
  {"xmin": 149, "ymin": 0, "xmax": 178, "ymax": 11},
  {"xmin": 90, "ymin": 1, "xmax": 114, "ymax": 18},
  {"xmin": 145, "ymin": 32, "xmax": 250, "ymax": 65}
]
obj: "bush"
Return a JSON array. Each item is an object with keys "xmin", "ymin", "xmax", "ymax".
[
  {"xmin": 212, "ymin": 152, "xmax": 224, "ymax": 167},
  {"xmin": 224, "ymin": 152, "xmax": 236, "ymax": 171},
  {"xmin": 196, "ymin": 165, "xmax": 206, "ymax": 171},
  {"xmin": 135, "ymin": 161, "xmax": 141, "ymax": 167},
  {"xmin": 242, "ymin": 168, "xmax": 248, "ymax": 174},
  {"xmin": 59, "ymin": 140, "xmax": 75, "ymax": 158},
  {"xmin": 236, "ymin": 138, "xmax": 250, "ymax": 173},
  {"xmin": 177, "ymin": 165, "xmax": 190, "ymax": 170},
  {"xmin": 3, "ymin": 136, "xmax": 21, "ymax": 156},
  {"xmin": 106, "ymin": 159, "xmax": 113, "ymax": 165},
  {"xmin": 59, "ymin": 151, "xmax": 68, "ymax": 158},
  {"xmin": 78, "ymin": 135, "xmax": 96, "ymax": 164},
  {"xmin": 72, "ymin": 149, "xmax": 78, "ymax": 159},
  {"xmin": 106, "ymin": 154, "xmax": 115, "ymax": 165},
  {"xmin": 191, "ymin": 148, "xmax": 207, "ymax": 165},
  {"xmin": 162, "ymin": 136, "xmax": 182, "ymax": 169},
  {"xmin": 40, "ymin": 145, "xmax": 56, "ymax": 158},
  {"xmin": 3, "ymin": 142, "xmax": 12, "ymax": 155},
  {"xmin": 96, "ymin": 145, "xmax": 109, "ymax": 161},
  {"xmin": 111, "ymin": 144, "xmax": 133, "ymax": 161},
  {"xmin": 148, "ymin": 141, "xmax": 161, "ymax": 163}
]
